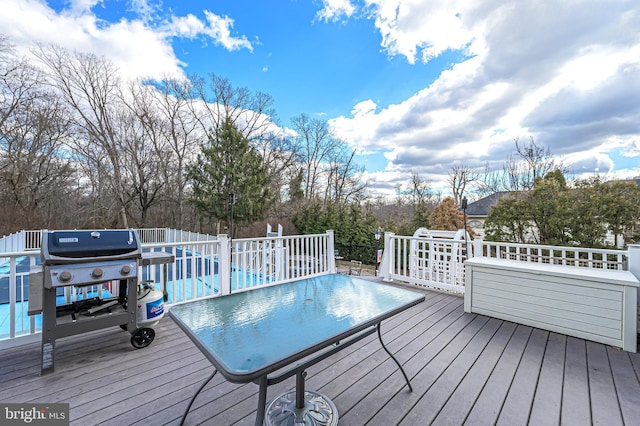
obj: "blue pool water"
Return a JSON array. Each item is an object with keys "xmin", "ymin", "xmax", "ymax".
[
  {"xmin": 0, "ymin": 247, "xmax": 270, "ymax": 339},
  {"xmin": 0, "ymin": 247, "xmax": 216, "ymax": 304}
]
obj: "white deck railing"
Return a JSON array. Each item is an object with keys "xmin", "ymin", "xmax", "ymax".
[
  {"xmin": 4, "ymin": 225, "xmax": 633, "ymax": 347},
  {"xmin": 379, "ymin": 234, "xmax": 632, "ymax": 294},
  {"xmin": 0, "ymin": 229, "xmax": 335, "ymax": 347},
  {"xmin": 228, "ymin": 233, "xmax": 334, "ymax": 292},
  {"xmin": 0, "ymin": 228, "xmax": 218, "ymax": 252},
  {"xmin": 380, "ymin": 233, "xmax": 469, "ymax": 293},
  {"xmin": 473, "ymin": 240, "xmax": 628, "ymax": 270}
]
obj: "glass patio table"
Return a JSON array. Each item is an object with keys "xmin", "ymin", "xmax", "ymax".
[{"xmin": 169, "ymin": 273, "xmax": 425, "ymax": 425}]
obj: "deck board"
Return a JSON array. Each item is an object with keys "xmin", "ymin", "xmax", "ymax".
[
  {"xmin": 496, "ymin": 327, "xmax": 548, "ymax": 425},
  {"xmin": 367, "ymin": 313, "xmax": 489, "ymax": 425},
  {"xmin": 403, "ymin": 317, "xmax": 503, "ymax": 425},
  {"xmin": 431, "ymin": 320, "xmax": 517, "ymax": 425},
  {"xmin": 561, "ymin": 337, "xmax": 592, "ymax": 425},
  {"xmin": 1, "ymin": 278, "xmax": 639, "ymax": 426},
  {"xmin": 528, "ymin": 332, "xmax": 566, "ymax": 426},
  {"xmin": 586, "ymin": 341, "xmax": 624, "ymax": 426},
  {"xmin": 463, "ymin": 324, "xmax": 532, "ymax": 425},
  {"xmin": 607, "ymin": 345, "xmax": 640, "ymax": 425}
]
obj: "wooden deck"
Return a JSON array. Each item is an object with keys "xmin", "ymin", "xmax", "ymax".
[{"xmin": 1, "ymin": 278, "xmax": 640, "ymax": 425}]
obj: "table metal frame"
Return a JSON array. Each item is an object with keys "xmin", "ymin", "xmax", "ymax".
[{"xmin": 169, "ymin": 277, "xmax": 424, "ymax": 425}]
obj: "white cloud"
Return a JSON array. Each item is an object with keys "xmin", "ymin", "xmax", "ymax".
[
  {"xmin": 128, "ymin": 0, "xmax": 157, "ymax": 21},
  {"xmin": 0, "ymin": 0, "xmax": 253, "ymax": 81},
  {"xmin": 364, "ymin": 0, "xmax": 480, "ymax": 64},
  {"xmin": 564, "ymin": 151, "xmax": 614, "ymax": 175},
  {"xmin": 165, "ymin": 13, "xmax": 208, "ymax": 39},
  {"xmin": 68, "ymin": 0, "xmax": 103, "ymax": 14},
  {"xmin": 351, "ymin": 99, "xmax": 377, "ymax": 116},
  {"xmin": 164, "ymin": 11, "xmax": 253, "ymax": 52},
  {"xmin": 200, "ymin": 10, "xmax": 253, "ymax": 52},
  {"xmin": 316, "ymin": 0, "xmax": 356, "ymax": 22},
  {"xmin": 621, "ymin": 140, "xmax": 640, "ymax": 158}
]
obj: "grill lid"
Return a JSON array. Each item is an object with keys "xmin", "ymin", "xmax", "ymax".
[{"xmin": 41, "ymin": 229, "xmax": 141, "ymax": 264}]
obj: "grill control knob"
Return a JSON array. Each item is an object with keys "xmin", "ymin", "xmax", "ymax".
[
  {"xmin": 120, "ymin": 265, "xmax": 132, "ymax": 275},
  {"xmin": 91, "ymin": 268, "xmax": 104, "ymax": 279},
  {"xmin": 59, "ymin": 271, "xmax": 72, "ymax": 283}
]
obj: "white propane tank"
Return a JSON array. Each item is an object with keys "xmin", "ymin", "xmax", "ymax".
[{"xmin": 136, "ymin": 282, "xmax": 165, "ymax": 327}]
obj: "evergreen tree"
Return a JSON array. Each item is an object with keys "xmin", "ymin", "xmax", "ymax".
[
  {"xmin": 410, "ymin": 201, "xmax": 431, "ymax": 232},
  {"xmin": 185, "ymin": 117, "xmax": 274, "ymax": 235},
  {"xmin": 288, "ymin": 169, "xmax": 305, "ymax": 203},
  {"xmin": 292, "ymin": 200, "xmax": 378, "ymax": 262}
]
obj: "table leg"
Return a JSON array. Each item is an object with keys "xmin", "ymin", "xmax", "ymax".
[
  {"xmin": 377, "ymin": 323, "xmax": 413, "ymax": 392},
  {"xmin": 180, "ymin": 369, "xmax": 217, "ymax": 426},
  {"xmin": 255, "ymin": 376, "xmax": 268, "ymax": 426}
]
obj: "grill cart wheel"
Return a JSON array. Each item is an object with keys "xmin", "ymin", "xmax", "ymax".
[{"xmin": 131, "ymin": 327, "xmax": 155, "ymax": 349}]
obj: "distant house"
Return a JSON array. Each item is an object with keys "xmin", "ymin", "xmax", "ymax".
[{"xmin": 462, "ymin": 191, "xmax": 511, "ymax": 239}]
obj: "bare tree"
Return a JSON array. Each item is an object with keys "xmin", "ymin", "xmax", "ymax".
[
  {"xmin": 189, "ymin": 73, "xmax": 276, "ymax": 142},
  {"xmin": 324, "ymin": 146, "xmax": 367, "ymax": 203},
  {"xmin": 253, "ymin": 132, "xmax": 298, "ymax": 208},
  {"xmin": 476, "ymin": 162, "xmax": 502, "ymax": 196},
  {"xmin": 406, "ymin": 172, "xmax": 435, "ymax": 206},
  {"xmin": 507, "ymin": 136, "xmax": 561, "ymax": 190},
  {"xmin": 0, "ymin": 37, "xmax": 40, "ymax": 132},
  {"xmin": 448, "ymin": 163, "xmax": 479, "ymax": 205},
  {"xmin": 34, "ymin": 45, "xmax": 132, "ymax": 227},
  {"xmin": 0, "ymin": 91, "xmax": 76, "ymax": 229},
  {"xmin": 118, "ymin": 86, "xmax": 166, "ymax": 227},
  {"xmin": 290, "ymin": 114, "xmax": 342, "ymax": 199},
  {"xmin": 150, "ymin": 78, "xmax": 202, "ymax": 228},
  {"xmin": 477, "ymin": 136, "xmax": 563, "ymax": 195},
  {"xmin": 71, "ymin": 142, "xmax": 121, "ymax": 228},
  {"xmin": 0, "ymin": 39, "xmax": 77, "ymax": 232}
]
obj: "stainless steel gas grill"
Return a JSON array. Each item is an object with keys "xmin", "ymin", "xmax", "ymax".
[{"xmin": 29, "ymin": 229, "xmax": 156, "ymax": 374}]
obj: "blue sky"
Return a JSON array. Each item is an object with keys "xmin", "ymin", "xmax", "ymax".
[{"xmin": 1, "ymin": 0, "xmax": 639, "ymax": 198}]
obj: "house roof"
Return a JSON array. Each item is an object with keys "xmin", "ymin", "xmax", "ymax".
[
  {"xmin": 463, "ymin": 191, "xmax": 511, "ymax": 216},
  {"xmin": 605, "ymin": 177, "xmax": 640, "ymax": 186}
]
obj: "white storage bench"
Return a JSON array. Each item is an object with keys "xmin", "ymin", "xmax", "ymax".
[{"xmin": 464, "ymin": 257, "xmax": 639, "ymax": 352}]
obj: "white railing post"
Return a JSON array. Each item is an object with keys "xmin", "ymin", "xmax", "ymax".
[
  {"xmin": 380, "ymin": 232, "xmax": 394, "ymax": 282},
  {"xmin": 628, "ymin": 244, "xmax": 640, "ymax": 311},
  {"xmin": 9, "ymin": 257, "xmax": 16, "ymax": 339},
  {"xmin": 218, "ymin": 234, "xmax": 231, "ymax": 295},
  {"xmin": 473, "ymin": 239, "xmax": 483, "ymax": 258},
  {"xmin": 274, "ymin": 236, "xmax": 283, "ymax": 280},
  {"xmin": 326, "ymin": 230, "xmax": 336, "ymax": 273},
  {"xmin": 629, "ymin": 244, "xmax": 640, "ymax": 279}
]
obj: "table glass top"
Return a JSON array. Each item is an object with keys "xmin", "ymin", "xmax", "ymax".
[{"xmin": 169, "ymin": 274, "xmax": 424, "ymax": 376}]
